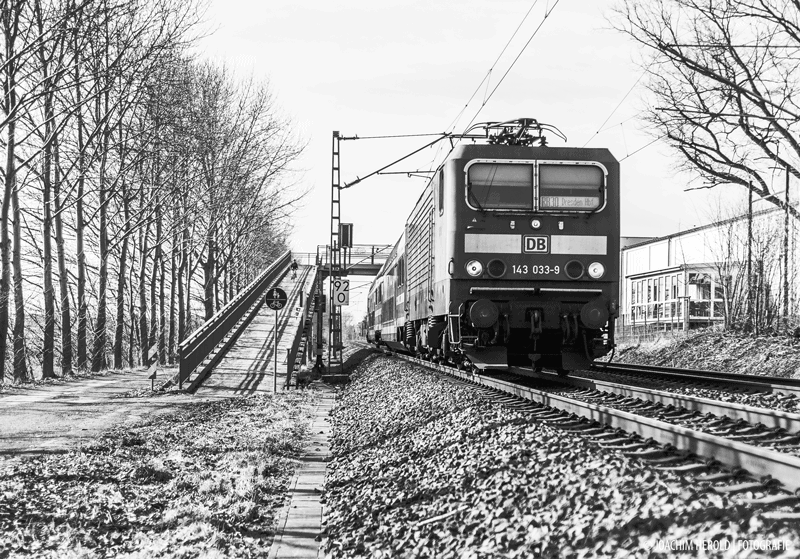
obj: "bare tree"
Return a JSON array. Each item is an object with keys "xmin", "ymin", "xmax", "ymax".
[
  {"xmin": 612, "ymin": 0, "xmax": 800, "ymax": 220},
  {"xmin": 187, "ymin": 64, "xmax": 305, "ymax": 321},
  {"xmin": 704, "ymin": 200, "xmax": 789, "ymax": 331}
]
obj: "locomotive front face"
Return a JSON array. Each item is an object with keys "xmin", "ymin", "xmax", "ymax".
[
  {"xmin": 445, "ymin": 145, "xmax": 620, "ymax": 371},
  {"xmin": 461, "ymin": 158, "xmax": 611, "ymax": 283}
]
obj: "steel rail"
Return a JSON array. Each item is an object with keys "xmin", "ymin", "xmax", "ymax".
[
  {"xmin": 392, "ymin": 353, "xmax": 800, "ymax": 493},
  {"xmin": 592, "ymin": 361, "xmax": 800, "ymax": 397},
  {"xmin": 512, "ymin": 367, "xmax": 800, "ymax": 433}
]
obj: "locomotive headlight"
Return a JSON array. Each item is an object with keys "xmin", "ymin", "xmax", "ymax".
[
  {"xmin": 466, "ymin": 260, "xmax": 484, "ymax": 277},
  {"xmin": 530, "ymin": 219, "xmax": 542, "ymax": 229},
  {"xmin": 588, "ymin": 262, "xmax": 605, "ymax": 279}
]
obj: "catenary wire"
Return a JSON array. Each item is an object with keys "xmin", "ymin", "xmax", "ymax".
[
  {"xmin": 581, "ymin": 68, "xmax": 647, "ymax": 147},
  {"xmin": 428, "ymin": 0, "xmax": 542, "ymax": 172},
  {"xmin": 469, "ymin": 0, "xmax": 562, "ymax": 124},
  {"xmin": 428, "ymin": 0, "xmax": 563, "ymax": 176},
  {"xmin": 442, "ymin": 0, "xmax": 542, "ymax": 136},
  {"xmin": 619, "ymin": 135, "xmax": 664, "ymax": 162}
]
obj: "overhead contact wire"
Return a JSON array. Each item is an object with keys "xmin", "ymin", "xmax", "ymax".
[
  {"xmin": 619, "ymin": 135, "xmax": 664, "ymax": 162},
  {"xmin": 428, "ymin": 0, "xmax": 542, "ymax": 172},
  {"xmin": 444, "ymin": 0, "xmax": 541, "ymax": 136},
  {"xmin": 581, "ymin": 69, "xmax": 647, "ymax": 148},
  {"xmin": 431, "ymin": 0, "xmax": 563, "ymax": 173},
  {"xmin": 470, "ymin": 0, "xmax": 562, "ymax": 123}
]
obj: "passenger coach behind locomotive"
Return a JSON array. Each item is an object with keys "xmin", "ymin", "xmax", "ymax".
[{"xmin": 367, "ymin": 119, "xmax": 619, "ymax": 374}]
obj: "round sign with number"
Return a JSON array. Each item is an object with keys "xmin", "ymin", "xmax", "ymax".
[{"xmin": 265, "ymin": 287, "xmax": 288, "ymax": 310}]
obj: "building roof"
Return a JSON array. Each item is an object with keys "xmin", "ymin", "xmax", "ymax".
[{"xmin": 621, "ymin": 202, "xmax": 798, "ymax": 252}]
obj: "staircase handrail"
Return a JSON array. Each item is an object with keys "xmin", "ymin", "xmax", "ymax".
[
  {"xmin": 177, "ymin": 250, "xmax": 292, "ymax": 388},
  {"xmin": 284, "ymin": 266, "xmax": 318, "ymax": 388}
]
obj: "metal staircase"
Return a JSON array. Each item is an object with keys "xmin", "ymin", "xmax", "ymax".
[{"xmin": 286, "ymin": 294, "xmax": 318, "ymax": 387}]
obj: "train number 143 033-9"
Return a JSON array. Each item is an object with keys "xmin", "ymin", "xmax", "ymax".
[{"xmin": 512, "ymin": 264, "xmax": 560, "ymax": 275}]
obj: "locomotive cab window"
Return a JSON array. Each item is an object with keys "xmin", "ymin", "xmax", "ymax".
[
  {"xmin": 538, "ymin": 163, "xmax": 604, "ymax": 211},
  {"xmin": 466, "ymin": 163, "xmax": 532, "ymax": 210}
]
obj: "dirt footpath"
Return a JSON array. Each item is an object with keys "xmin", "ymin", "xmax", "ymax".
[
  {"xmin": 0, "ymin": 343, "xmax": 374, "ymax": 458},
  {"xmin": 0, "ymin": 368, "xmax": 221, "ymax": 457}
]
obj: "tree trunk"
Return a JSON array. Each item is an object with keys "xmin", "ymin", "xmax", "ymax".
[
  {"xmin": 158, "ymin": 243, "xmax": 166, "ymax": 364},
  {"xmin": 783, "ymin": 170, "xmax": 790, "ymax": 324},
  {"xmin": 91, "ymin": 162, "xmax": 108, "ymax": 372},
  {"xmin": 129, "ymin": 239, "xmax": 137, "ymax": 367},
  {"xmin": 75, "ymin": 53, "xmax": 87, "ymax": 370},
  {"xmin": 186, "ymin": 251, "xmax": 193, "ymax": 333},
  {"xmin": 138, "ymin": 218, "xmax": 150, "ymax": 366},
  {"xmin": 177, "ymin": 247, "xmax": 185, "ymax": 346},
  {"xmin": 222, "ymin": 262, "xmax": 228, "ymax": 306},
  {"xmin": 12, "ymin": 181, "xmax": 29, "ymax": 381},
  {"xmin": 178, "ymin": 183, "xmax": 189, "ymax": 343},
  {"xmin": 203, "ymin": 234, "xmax": 215, "ymax": 320},
  {"xmin": 149, "ymin": 203, "xmax": 161, "ymax": 350},
  {"xmin": 91, "ymin": 85, "xmax": 110, "ymax": 372},
  {"xmin": 41, "ymin": 98, "xmax": 55, "ymax": 379},
  {"xmin": 34, "ymin": 0, "xmax": 59, "ymax": 379},
  {"xmin": 113, "ymin": 187, "xmax": 130, "ymax": 369},
  {"xmin": 54, "ymin": 135, "xmax": 72, "ymax": 376},
  {"xmin": 168, "ymin": 224, "xmax": 176, "ymax": 364},
  {"xmin": 0, "ymin": 97, "xmax": 15, "ymax": 382}
]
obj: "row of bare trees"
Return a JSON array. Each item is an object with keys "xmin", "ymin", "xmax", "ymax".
[{"xmin": 1, "ymin": 0, "xmax": 304, "ymax": 382}]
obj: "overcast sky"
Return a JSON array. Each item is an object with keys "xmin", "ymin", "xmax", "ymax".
[{"xmin": 198, "ymin": 0, "xmax": 784, "ymax": 311}]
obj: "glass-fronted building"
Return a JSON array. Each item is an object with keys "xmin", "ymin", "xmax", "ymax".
[{"xmin": 619, "ymin": 205, "xmax": 798, "ymax": 336}]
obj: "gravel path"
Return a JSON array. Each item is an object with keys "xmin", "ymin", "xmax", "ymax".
[
  {"xmin": 324, "ymin": 354, "xmax": 800, "ymax": 558},
  {"xmin": 0, "ymin": 367, "xmax": 214, "ymax": 457}
]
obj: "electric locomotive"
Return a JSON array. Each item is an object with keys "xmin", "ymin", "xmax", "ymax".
[{"xmin": 366, "ymin": 119, "xmax": 619, "ymax": 374}]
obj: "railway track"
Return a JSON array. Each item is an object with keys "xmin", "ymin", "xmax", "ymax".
[
  {"xmin": 517, "ymin": 367, "xmax": 800, "ymax": 434},
  {"xmin": 589, "ymin": 361, "xmax": 800, "ymax": 397},
  {"xmin": 382, "ymin": 350, "xmax": 800, "ymax": 517}
]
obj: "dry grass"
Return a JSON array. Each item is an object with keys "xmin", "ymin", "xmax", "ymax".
[
  {"xmin": 614, "ymin": 330, "xmax": 800, "ymax": 377},
  {"xmin": 0, "ymin": 389, "xmax": 320, "ymax": 557}
]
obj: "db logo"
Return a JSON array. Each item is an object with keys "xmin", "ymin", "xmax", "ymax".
[{"xmin": 523, "ymin": 236, "xmax": 549, "ymax": 253}]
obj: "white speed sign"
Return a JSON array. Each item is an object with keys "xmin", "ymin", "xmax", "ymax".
[{"xmin": 332, "ymin": 279, "xmax": 350, "ymax": 306}]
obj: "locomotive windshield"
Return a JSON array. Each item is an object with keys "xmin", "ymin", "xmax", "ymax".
[
  {"xmin": 465, "ymin": 160, "xmax": 605, "ymax": 212},
  {"xmin": 539, "ymin": 164, "xmax": 603, "ymax": 210},
  {"xmin": 466, "ymin": 163, "xmax": 532, "ymax": 210}
]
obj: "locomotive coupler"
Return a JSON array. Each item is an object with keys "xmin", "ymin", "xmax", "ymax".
[
  {"xmin": 530, "ymin": 309, "xmax": 543, "ymax": 338},
  {"xmin": 560, "ymin": 314, "xmax": 571, "ymax": 344},
  {"xmin": 560, "ymin": 313, "xmax": 581, "ymax": 345},
  {"xmin": 490, "ymin": 314, "xmax": 511, "ymax": 345},
  {"xmin": 570, "ymin": 314, "xmax": 580, "ymax": 343}
]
